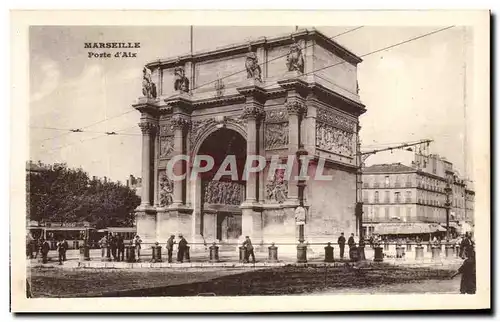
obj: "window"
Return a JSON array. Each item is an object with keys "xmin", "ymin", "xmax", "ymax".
[
  {"xmin": 394, "ymin": 192, "xmax": 401, "ymax": 203},
  {"xmin": 406, "ymin": 207, "xmax": 412, "ymax": 219},
  {"xmin": 405, "ymin": 191, "xmax": 412, "ymax": 203},
  {"xmin": 384, "ymin": 191, "xmax": 390, "ymax": 203},
  {"xmin": 385, "ymin": 207, "xmax": 390, "ymax": 219},
  {"xmin": 385, "ymin": 176, "xmax": 390, "ymax": 187},
  {"xmin": 395, "ymin": 175, "xmax": 401, "ymax": 187},
  {"xmin": 374, "ymin": 191, "xmax": 379, "ymax": 203}
]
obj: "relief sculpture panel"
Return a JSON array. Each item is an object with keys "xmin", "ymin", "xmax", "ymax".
[
  {"xmin": 265, "ymin": 123, "xmax": 289, "ymax": 150},
  {"xmin": 159, "ymin": 136, "xmax": 174, "ymax": 158},
  {"xmin": 315, "ymin": 122, "xmax": 354, "ymax": 156},
  {"xmin": 158, "ymin": 171, "xmax": 174, "ymax": 207},
  {"xmin": 266, "ymin": 168, "xmax": 288, "ymax": 204},
  {"xmin": 203, "ymin": 181, "xmax": 244, "ymax": 205}
]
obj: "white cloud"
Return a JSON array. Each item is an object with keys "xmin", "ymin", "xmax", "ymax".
[{"xmin": 31, "ymin": 59, "xmax": 61, "ymax": 102}]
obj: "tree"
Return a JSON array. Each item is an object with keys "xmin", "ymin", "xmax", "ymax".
[{"xmin": 27, "ymin": 162, "xmax": 140, "ymax": 228}]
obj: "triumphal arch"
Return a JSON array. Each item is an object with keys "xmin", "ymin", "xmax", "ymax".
[{"xmin": 134, "ymin": 29, "xmax": 366, "ymax": 252}]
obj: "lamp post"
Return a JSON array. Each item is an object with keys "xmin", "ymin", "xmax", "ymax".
[
  {"xmin": 296, "ymin": 147, "xmax": 308, "ymax": 263},
  {"xmin": 444, "ymin": 182, "xmax": 452, "ymax": 241}
]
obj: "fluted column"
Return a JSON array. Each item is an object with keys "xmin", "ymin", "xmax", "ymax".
[
  {"xmin": 170, "ymin": 114, "xmax": 191, "ymax": 207},
  {"xmin": 238, "ymin": 84, "xmax": 266, "ymax": 205},
  {"xmin": 139, "ymin": 121, "xmax": 157, "ymax": 206},
  {"xmin": 285, "ymin": 100, "xmax": 306, "ymax": 203}
]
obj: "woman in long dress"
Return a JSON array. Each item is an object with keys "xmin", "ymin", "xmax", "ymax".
[{"xmin": 450, "ymin": 249, "xmax": 476, "ymax": 294}]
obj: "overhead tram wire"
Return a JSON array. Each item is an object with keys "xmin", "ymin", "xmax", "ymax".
[
  {"xmin": 42, "ymin": 125, "xmax": 141, "ymax": 154},
  {"xmin": 36, "ymin": 109, "xmax": 137, "ymax": 144},
  {"xmin": 31, "ymin": 126, "xmax": 142, "ymax": 137},
  {"xmin": 38, "ymin": 26, "xmax": 453, "ymax": 155},
  {"xmin": 34, "ymin": 26, "xmax": 364, "ymax": 149}
]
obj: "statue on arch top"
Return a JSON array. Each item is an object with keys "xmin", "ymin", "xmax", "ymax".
[
  {"xmin": 286, "ymin": 36, "xmax": 304, "ymax": 74},
  {"xmin": 142, "ymin": 67, "xmax": 157, "ymax": 99},
  {"xmin": 174, "ymin": 66, "xmax": 190, "ymax": 93},
  {"xmin": 245, "ymin": 44, "xmax": 262, "ymax": 82}
]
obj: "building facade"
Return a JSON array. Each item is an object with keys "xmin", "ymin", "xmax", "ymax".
[
  {"xmin": 133, "ymin": 28, "xmax": 366, "ymax": 250},
  {"xmin": 362, "ymin": 154, "xmax": 474, "ymax": 239}
]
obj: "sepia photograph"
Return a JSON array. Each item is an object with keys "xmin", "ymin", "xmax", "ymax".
[{"xmin": 11, "ymin": 10, "xmax": 490, "ymax": 312}]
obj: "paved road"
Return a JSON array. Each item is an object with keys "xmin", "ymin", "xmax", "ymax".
[{"xmin": 309, "ymin": 278, "xmax": 460, "ymax": 295}]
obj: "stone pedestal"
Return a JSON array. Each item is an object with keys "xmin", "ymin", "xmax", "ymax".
[
  {"xmin": 415, "ymin": 246, "xmax": 424, "ymax": 260},
  {"xmin": 445, "ymin": 245, "xmax": 455, "ymax": 259},
  {"xmin": 374, "ymin": 246, "xmax": 384, "ymax": 262},
  {"xmin": 431, "ymin": 246, "xmax": 440, "ymax": 260},
  {"xmin": 296, "ymin": 242, "xmax": 307, "ymax": 263},
  {"xmin": 324, "ymin": 243, "xmax": 334, "ymax": 263},
  {"xmin": 268, "ymin": 243, "xmax": 279, "ymax": 263}
]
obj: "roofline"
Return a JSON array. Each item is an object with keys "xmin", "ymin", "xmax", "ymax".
[{"xmin": 146, "ymin": 28, "xmax": 362, "ymax": 69}]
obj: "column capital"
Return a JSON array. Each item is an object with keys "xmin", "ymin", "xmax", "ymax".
[
  {"xmin": 138, "ymin": 121, "xmax": 158, "ymax": 135},
  {"xmin": 285, "ymin": 100, "xmax": 307, "ymax": 116},
  {"xmin": 242, "ymin": 104, "xmax": 265, "ymax": 120},
  {"xmin": 236, "ymin": 83, "xmax": 267, "ymax": 105},
  {"xmin": 171, "ymin": 114, "xmax": 191, "ymax": 131}
]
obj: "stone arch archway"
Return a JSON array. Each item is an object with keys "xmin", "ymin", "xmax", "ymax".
[{"xmin": 190, "ymin": 126, "xmax": 247, "ymax": 244}]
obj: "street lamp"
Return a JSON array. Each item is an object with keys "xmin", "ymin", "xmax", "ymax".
[
  {"xmin": 296, "ymin": 146, "xmax": 308, "ymax": 263},
  {"xmin": 444, "ymin": 182, "xmax": 452, "ymax": 241}
]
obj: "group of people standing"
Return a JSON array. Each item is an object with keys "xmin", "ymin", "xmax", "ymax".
[
  {"xmin": 165, "ymin": 234, "xmax": 189, "ymax": 263},
  {"xmin": 26, "ymin": 233, "xmax": 68, "ymax": 264},
  {"xmin": 99, "ymin": 233, "xmax": 128, "ymax": 261},
  {"xmin": 337, "ymin": 232, "xmax": 357, "ymax": 260}
]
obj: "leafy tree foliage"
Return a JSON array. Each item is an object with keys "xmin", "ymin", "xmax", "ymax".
[{"xmin": 27, "ymin": 162, "xmax": 140, "ymax": 228}]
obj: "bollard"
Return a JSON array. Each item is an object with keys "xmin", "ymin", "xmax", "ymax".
[
  {"xmin": 373, "ymin": 246, "xmax": 384, "ymax": 262},
  {"xmin": 431, "ymin": 246, "xmax": 440, "ymax": 260},
  {"xmin": 125, "ymin": 245, "xmax": 136, "ymax": 263},
  {"xmin": 349, "ymin": 246, "xmax": 359, "ymax": 262},
  {"xmin": 395, "ymin": 245, "xmax": 404, "ymax": 259},
  {"xmin": 384, "ymin": 241, "xmax": 389, "ymax": 251},
  {"xmin": 406, "ymin": 242, "xmax": 412, "ymax": 252},
  {"xmin": 296, "ymin": 242, "xmax": 307, "ymax": 263},
  {"xmin": 427, "ymin": 242, "xmax": 432, "ymax": 252},
  {"xmin": 79, "ymin": 244, "xmax": 90, "ymax": 261},
  {"xmin": 151, "ymin": 242, "xmax": 162, "ymax": 263},
  {"xmin": 324, "ymin": 242, "xmax": 334, "ymax": 263},
  {"xmin": 209, "ymin": 243, "xmax": 219, "ymax": 263},
  {"xmin": 445, "ymin": 244, "xmax": 454, "ymax": 259},
  {"xmin": 268, "ymin": 243, "xmax": 278, "ymax": 263},
  {"xmin": 185, "ymin": 246, "xmax": 191, "ymax": 263},
  {"xmin": 239, "ymin": 246, "xmax": 246, "ymax": 263},
  {"xmin": 357, "ymin": 246, "xmax": 366, "ymax": 261},
  {"xmin": 415, "ymin": 245, "xmax": 424, "ymax": 260}
]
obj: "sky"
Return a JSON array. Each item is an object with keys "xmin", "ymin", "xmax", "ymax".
[{"xmin": 29, "ymin": 25, "xmax": 474, "ymax": 183}]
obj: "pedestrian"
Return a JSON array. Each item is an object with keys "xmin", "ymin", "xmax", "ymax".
[
  {"xmin": 177, "ymin": 234, "xmax": 188, "ymax": 263},
  {"xmin": 62, "ymin": 239, "xmax": 69, "ymax": 261},
  {"xmin": 40, "ymin": 238, "xmax": 50, "ymax": 263},
  {"xmin": 348, "ymin": 233, "xmax": 356, "ymax": 249},
  {"xmin": 450, "ymin": 250, "xmax": 476, "ymax": 294},
  {"xmin": 116, "ymin": 234, "xmax": 125, "ymax": 261},
  {"xmin": 99, "ymin": 234, "xmax": 108, "ymax": 258},
  {"xmin": 110, "ymin": 233, "xmax": 118, "ymax": 261},
  {"xmin": 460, "ymin": 232, "xmax": 474, "ymax": 259},
  {"xmin": 166, "ymin": 235, "xmax": 175, "ymax": 263},
  {"xmin": 56, "ymin": 239, "xmax": 65, "ymax": 265},
  {"xmin": 133, "ymin": 235, "xmax": 142, "ymax": 262},
  {"xmin": 337, "ymin": 232, "xmax": 346, "ymax": 259},
  {"xmin": 242, "ymin": 236, "xmax": 255, "ymax": 263}
]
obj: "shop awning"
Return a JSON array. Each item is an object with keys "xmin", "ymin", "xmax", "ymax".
[
  {"xmin": 440, "ymin": 222, "xmax": 460, "ymax": 229},
  {"xmin": 97, "ymin": 227, "xmax": 136, "ymax": 233},
  {"xmin": 372, "ymin": 223, "xmax": 446, "ymax": 235}
]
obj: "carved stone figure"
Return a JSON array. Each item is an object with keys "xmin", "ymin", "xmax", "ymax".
[
  {"xmin": 316, "ymin": 122, "xmax": 354, "ymax": 156},
  {"xmin": 245, "ymin": 46, "xmax": 262, "ymax": 82},
  {"xmin": 265, "ymin": 123, "xmax": 289, "ymax": 150},
  {"xmin": 159, "ymin": 136, "xmax": 174, "ymax": 158},
  {"xmin": 204, "ymin": 181, "xmax": 243, "ymax": 205},
  {"xmin": 174, "ymin": 66, "xmax": 190, "ymax": 93},
  {"xmin": 142, "ymin": 67, "xmax": 157, "ymax": 99},
  {"xmin": 266, "ymin": 169, "xmax": 288, "ymax": 203},
  {"xmin": 316, "ymin": 106, "xmax": 356, "ymax": 133},
  {"xmin": 286, "ymin": 39, "xmax": 304, "ymax": 73},
  {"xmin": 159, "ymin": 172, "xmax": 174, "ymax": 207}
]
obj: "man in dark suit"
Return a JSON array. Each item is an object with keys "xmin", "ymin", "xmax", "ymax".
[
  {"xmin": 166, "ymin": 235, "xmax": 175, "ymax": 263},
  {"xmin": 177, "ymin": 234, "xmax": 188, "ymax": 263},
  {"xmin": 242, "ymin": 236, "xmax": 255, "ymax": 263},
  {"xmin": 337, "ymin": 233, "xmax": 346, "ymax": 259},
  {"xmin": 116, "ymin": 235, "xmax": 125, "ymax": 261}
]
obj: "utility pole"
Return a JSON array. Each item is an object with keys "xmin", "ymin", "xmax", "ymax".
[{"xmin": 356, "ymin": 139, "xmax": 433, "ymax": 241}]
